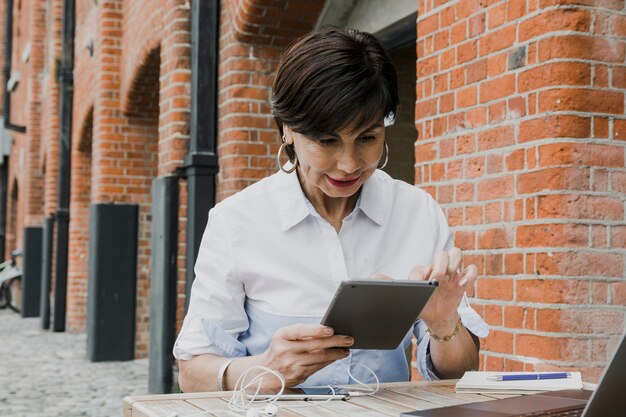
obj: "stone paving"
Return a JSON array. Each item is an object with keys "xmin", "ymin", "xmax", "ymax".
[{"xmin": 0, "ymin": 308, "xmax": 150, "ymax": 417}]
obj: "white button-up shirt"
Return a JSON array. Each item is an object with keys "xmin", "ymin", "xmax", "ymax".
[{"xmin": 174, "ymin": 169, "xmax": 489, "ymax": 384}]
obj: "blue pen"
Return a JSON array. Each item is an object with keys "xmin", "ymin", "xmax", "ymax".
[{"xmin": 487, "ymin": 372, "xmax": 572, "ymax": 381}]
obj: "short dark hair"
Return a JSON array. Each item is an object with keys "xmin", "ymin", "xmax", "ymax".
[{"xmin": 271, "ymin": 26, "xmax": 399, "ymax": 161}]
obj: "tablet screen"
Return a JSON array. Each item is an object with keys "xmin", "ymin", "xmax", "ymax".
[{"xmin": 321, "ymin": 279, "xmax": 437, "ymax": 350}]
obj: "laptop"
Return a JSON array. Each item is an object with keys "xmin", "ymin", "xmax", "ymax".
[{"xmin": 401, "ymin": 330, "xmax": 626, "ymax": 417}]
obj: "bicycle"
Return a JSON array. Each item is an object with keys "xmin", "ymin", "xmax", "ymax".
[{"xmin": 0, "ymin": 250, "xmax": 23, "ymax": 313}]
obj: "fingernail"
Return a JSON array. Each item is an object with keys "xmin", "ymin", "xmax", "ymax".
[
  {"xmin": 459, "ymin": 278, "xmax": 468, "ymax": 286},
  {"xmin": 344, "ymin": 336, "xmax": 354, "ymax": 345},
  {"xmin": 324, "ymin": 327, "xmax": 334, "ymax": 335}
]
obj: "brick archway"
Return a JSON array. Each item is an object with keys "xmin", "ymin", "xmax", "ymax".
[
  {"xmin": 121, "ymin": 46, "xmax": 161, "ymax": 357},
  {"xmin": 227, "ymin": 0, "xmax": 325, "ymax": 47},
  {"xmin": 66, "ymin": 107, "xmax": 94, "ymax": 332},
  {"xmin": 122, "ymin": 46, "xmax": 161, "ymax": 118}
]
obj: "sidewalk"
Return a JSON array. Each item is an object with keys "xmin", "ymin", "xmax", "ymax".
[{"xmin": 0, "ymin": 308, "xmax": 149, "ymax": 417}]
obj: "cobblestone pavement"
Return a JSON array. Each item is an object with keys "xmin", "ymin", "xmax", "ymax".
[{"xmin": 0, "ymin": 308, "xmax": 150, "ymax": 417}]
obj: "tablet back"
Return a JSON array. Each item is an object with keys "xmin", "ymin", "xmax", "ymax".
[{"xmin": 321, "ymin": 279, "xmax": 437, "ymax": 349}]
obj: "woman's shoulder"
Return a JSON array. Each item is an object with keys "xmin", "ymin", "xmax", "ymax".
[{"xmin": 209, "ymin": 171, "xmax": 283, "ymax": 219}]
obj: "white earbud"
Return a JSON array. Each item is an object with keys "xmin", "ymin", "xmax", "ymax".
[{"xmin": 264, "ymin": 403, "xmax": 278, "ymax": 416}]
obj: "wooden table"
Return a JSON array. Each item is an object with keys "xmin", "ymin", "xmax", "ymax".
[{"xmin": 122, "ymin": 380, "xmax": 523, "ymax": 417}]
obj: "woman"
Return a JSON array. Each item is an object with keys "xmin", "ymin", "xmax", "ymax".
[{"xmin": 175, "ymin": 27, "xmax": 488, "ymax": 392}]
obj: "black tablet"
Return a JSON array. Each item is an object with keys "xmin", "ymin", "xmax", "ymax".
[{"xmin": 321, "ymin": 279, "xmax": 438, "ymax": 350}]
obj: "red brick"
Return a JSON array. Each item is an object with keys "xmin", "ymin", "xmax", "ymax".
[
  {"xmin": 539, "ymin": 88, "xmax": 624, "ymax": 115},
  {"xmin": 612, "ymin": 282, "xmax": 626, "ymax": 304},
  {"xmin": 504, "ymin": 253, "xmax": 524, "ymax": 274},
  {"xmin": 455, "ymin": 230, "xmax": 475, "ymax": 250},
  {"xmin": 516, "ymin": 334, "xmax": 589, "ymax": 361},
  {"xmin": 538, "ymin": 35, "xmax": 625, "ymax": 64},
  {"xmin": 504, "ymin": 305, "xmax": 526, "ymax": 328},
  {"xmin": 482, "ymin": 330, "xmax": 514, "ymax": 354},
  {"xmin": 480, "ymin": 74, "xmax": 515, "ymax": 103},
  {"xmin": 487, "ymin": 3, "xmax": 508, "ymax": 29},
  {"xmin": 538, "ymin": 143, "xmax": 624, "ymax": 168},
  {"xmin": 594, "ymin": 117, "xmax": 610, "ymax": 139},
  {"xmin": 505, "ymin": 149, "xmax": 525, "ymax": 171},
  {"xmin": 524, "ymin": 275, "xmax": 589, "ymax": 303},
  {"xmin": 536, "ymin": 194, "xmax": 624, "ymax": 221},
  {"xmin": 465, "ymin": 205, "xmax": 483, "ymax": 225},
  {"xmin": 485, "ymin": 254, "xmax": 504, "ymax": 275},
  {"xmin": 612, "ymin": 171, "xmax": 626, "ymax": 194},
  {"xmin": 518, "ymin": 62, "xmax": 591, "ymax": 93},
  {"xmin": 516, "ymin": 223, "xmax": 589, "ymax": 248},
  {"xmin": 477, "ymin": 227, "xmax": 513, "ymax": 249},
  {"xmin": 519, "ymin": 9, "xmax": 591, "ymax": 42},
  {"xmin": 536, "ymin": 309, "xmax": 624, "ymax": 335},
  {"xmin": 477, "ymin": 176, "xmax": 514, "ymax": 201},
  {"xmin": 479, "ymin": 24, "xmax": 516, "ymax": 56},
  {"xmin": 477, "ymin": 278, "xmax": 513, "ymax": 300},
  {"xmin": 535, "ymin": 252, "xmax": 624, "ymax": 278},
  {"xmin": 469, "ymin": 13, "xmax": 486, "ymax": 37},
  {"xmin": 613, "ymin": 66, "xmax": 626, "ymax": 89},
  {"xmin": 455, "ymin": 134, "xmax": 476, "ymax": 155},
  {"xmin": 517, "ymin": 167, "xmax": 590, "ymax": 194},
  {"xmin": 484, "ymin": 304, "xmax": 503, "ymax": 326},
  {"xmin": 456, "ymin": 182, "xmax": 475, "ymax": 202},
  {"xmin": 614, "ymin": 119, "xmax": 626, "ymax": 140},
  {"xmin": 456, "ymin": 85, "xmax": 477, "ymax": 108},
  {"xmin": 477, "ymin": 126, "xmax": 515, "ymax": 150}
]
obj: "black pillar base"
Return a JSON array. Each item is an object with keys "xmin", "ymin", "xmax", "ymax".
[
  {"xmin": 22, "ymin": 227, "xmax": 43, "ymax": 318},
  {"xmin": 87, "ymin": 203, "xmax": 138, "ymax": 362}
]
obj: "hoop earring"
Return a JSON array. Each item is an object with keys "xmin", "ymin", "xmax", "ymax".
[
  {"xmin": 276, "ymin": 143, "xmax": 298, "ymax": 174},
  {"xmin": 378, "ymin": 142, "xmax": 389, "ymax": 169}
]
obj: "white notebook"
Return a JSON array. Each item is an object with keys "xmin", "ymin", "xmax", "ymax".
[{"xmin": 455, "ymin": 371, "xmax": 583, "ymax": 394}]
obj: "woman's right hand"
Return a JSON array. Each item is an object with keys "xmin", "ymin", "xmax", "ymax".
[{"xmin": 261, "ymin": 323, "xmax": 353, "ymax": 388}]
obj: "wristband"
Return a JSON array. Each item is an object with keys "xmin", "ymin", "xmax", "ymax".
[
  {"xmin": 216, "ymin": 358, "xmax": 235, "ymax": 391},
  {"xmin": 427, "ymin": 317, "xmax": 464, "ymax": 342}
]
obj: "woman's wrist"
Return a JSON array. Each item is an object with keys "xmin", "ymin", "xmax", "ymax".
[{"xmin": 424, "ymin": 314, "xmax": 461, "ymax": 339}]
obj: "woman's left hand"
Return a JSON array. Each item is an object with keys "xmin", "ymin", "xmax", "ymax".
[{"xmin": 410, "ymin": 247, "xmax": 478, "ymax": 333}]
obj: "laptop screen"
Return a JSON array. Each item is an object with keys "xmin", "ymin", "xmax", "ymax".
[{"xmin": 581, "ymin": 330, "xmax": 626, "ymax": 416}]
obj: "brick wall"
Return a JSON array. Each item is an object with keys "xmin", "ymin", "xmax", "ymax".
[
  {"xmin": 67, "ymin": 108, "xmax": 92, "ymax": 332},
  {"xmin": 216, "ymin": 0, "xmax": 325, "ymax": 201},
  {"xmin": 5, "ymin": 0, "xmax": 46, "ymax": 258},
  {"xmin": 5, "ymin": 0, "xmax": 624, "ymax": 378},
  {"xmin": 416, "ymin": 0, "xmax": 626, "ymax": 382},
  {"xmin": 40, "ymin": 0, "xmax": 62, "ymax": 218},
  {"xmin": 23, "ymin": 0, "xmax": 45, "ymax": 228},
  {"xmin": 64, "ymin": 0, "xmax": 192, "ymax": 356}
]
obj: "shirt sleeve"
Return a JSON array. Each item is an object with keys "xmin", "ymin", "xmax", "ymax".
[
  {"xmin": 173, "ymin": 208, "xmax": 249, "ymax": 360},
  {"xmin": 414, "ymin": 197, "xmax": 490, "ymax": 380}
]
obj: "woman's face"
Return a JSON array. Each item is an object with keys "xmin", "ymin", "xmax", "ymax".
[{"xmin": 284, "ymin": 120, "xmax": 385, "ymax": 200}]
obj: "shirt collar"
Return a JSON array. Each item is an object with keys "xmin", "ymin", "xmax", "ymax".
[
  {"xmin": 357, "ymin": 171, "xmax": 385, "ymax": 226},
  {"xmin": 275, "ymin": 168, "xmax": 387, "ymax": 231},
  {"xmin": 275, "ymin": 168, "xmax": 310, "ymax": 231}
]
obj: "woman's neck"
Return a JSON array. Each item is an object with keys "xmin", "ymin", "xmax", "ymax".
[{"xmin": 296, "ymin": 170, "xmax": 359, "ymax": 233}]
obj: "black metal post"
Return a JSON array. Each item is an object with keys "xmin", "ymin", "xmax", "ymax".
[
  {"xmin": 87, "ymin": 203, "xmax": 139, "ymax": 362},
  {"xmin": 3, "ymin": 0, "xmax": 26, "ymax": 133},
  {"xmin": 87, "ymin": 204, "xmax": 138, "ymax": 362},
  {"xmin": 0, "ymin": 156, "xmax": 8, "ymax": 259},
  {"xmin": 148, "ymin": 176, "xmax": 180, "ymax": 394},
  {"xmin": 184, "ymin": 0, "xmax": 220, "ymax": 308},
  {"xmin": 22, "ymin": 226, "xmax": 43, "ymax": 317},
  {"xmin": 52, "ymin": 0, "xmax": 75, "ymax": 332},
  {"xmin": 40, "ymin": 216, "xmax": 54, "ymax": 329}
]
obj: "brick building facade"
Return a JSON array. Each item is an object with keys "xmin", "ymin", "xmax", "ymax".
[{"xmin": 1, "ymin": 0, "xmax": 624, "ymax": 388}]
